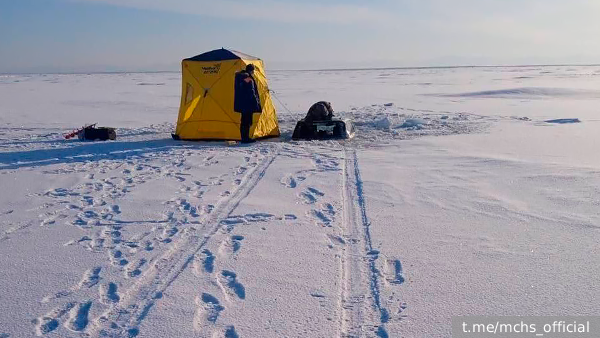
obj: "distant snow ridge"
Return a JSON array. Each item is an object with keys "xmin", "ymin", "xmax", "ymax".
[
  {"xmin": 431, "ymin": 87, "xmax": 600, "ymax": 99},
  {"xmin": 545, "ymin": 118, "xmax": 581, "ymax": 124}
]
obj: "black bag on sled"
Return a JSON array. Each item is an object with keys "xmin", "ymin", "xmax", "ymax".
[{"xmin": 292, "ymin": 101, "xmax": 355, "ymax": 140}]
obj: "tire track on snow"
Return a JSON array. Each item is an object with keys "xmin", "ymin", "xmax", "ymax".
[{"xmin": 339, "ymin": 147, "xmax": 389, "ymax": 338}]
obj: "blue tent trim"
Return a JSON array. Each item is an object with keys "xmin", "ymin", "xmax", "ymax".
[{"xmin": 184, "ymin": 48, "xmax": 261, "ymax": 62}]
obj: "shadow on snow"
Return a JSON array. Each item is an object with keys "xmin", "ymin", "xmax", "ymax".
[{"xmin": 0, "ymin": 138, "xmax": 220, "ymax": 170}]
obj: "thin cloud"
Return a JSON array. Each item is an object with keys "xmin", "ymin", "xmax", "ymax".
[{"xmin": 67, "ymin": 0, "xmax": 392, "ymax": 24}]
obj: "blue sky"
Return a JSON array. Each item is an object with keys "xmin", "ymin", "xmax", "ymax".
[{"xmin": 1, "ymin": 0, "xmax": 599, "ymax": 73}]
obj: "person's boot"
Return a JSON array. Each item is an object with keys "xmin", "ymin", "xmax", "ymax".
[{"xmin": 240, "ymin": 124, "xmax": 249, "ymax": 143}]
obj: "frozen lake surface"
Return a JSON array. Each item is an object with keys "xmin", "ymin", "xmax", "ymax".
[{"xmin": 1, "ymin": 65, "xmax": 599, "ymax": 337}]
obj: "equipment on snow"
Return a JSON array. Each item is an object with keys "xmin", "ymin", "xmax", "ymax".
[
  {"xmin": 64, "ymin": 123, "xmax": 97, "ymax": 139},
  {"xmin": 292, "ymin": 102, "xmax": 355, "ymax": 140},
  {"xmin": 78, "ymin": 126, "xmax": 116, "ymax": 141},
  {"xmin": 65, "ymin": 123, "xmax": 116, "ymax": 141}
]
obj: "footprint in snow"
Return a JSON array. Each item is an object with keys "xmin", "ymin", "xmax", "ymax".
[
  {"xmin": 285, "ymin": 176, "xmax": 297, "ymax": 188},
  {"xmin": 310, "ymin": 209, "xmax": 333, "ymax": 227},
  {"xmin": 217, "ymin": 270, "xmax": 245, "ymax": 301},
  {"xmin": 78, "ymin": 267, "xmax": 101, "ymax": 288},
  {"xmin": 280, "ymin": 174, "xmax": 300, "ymax": 188},
  {"xmin": 325, "ymin": 234, "xmax": 346, "ymax": 248},
  {"xmin": 125, "ymin": 259, "xmax": 146, "ymax": 278},
  {"xmin": 70, "ymin": 218, "xmax": 89, "ymax": 228},
  {"xmin": 162, "ymin": 226, "xmax": 179, "ymax": 242},
  {"xmin": 284, "ymin": 214, "xmax": 298, "ymax": 220},
  {"xmin": 210, "ymin": 325, "xmax": 239, "ymax": 338},
  {"xmin": 99, "ymin": 283, "xmax": 120, "ymax": 304},
  {"xmin": 41, "ymin": 216, "xmax": 57, "ymax": 226},
  {"xmin": 243, "ymin": 213, "xmax": 275, "ymax": 223},
  {"xmin": 299, "ymin": 187, "xmax": 324, "ymax": 204},
  {"xmin": 144, "ymin": 240, "xmax": 154, "ymax": 251},
  {"xmin": 194, "ymin": 293, "xmax": 224, "ymax": 330},
  {"xmin": 194, "ymin": 249, "xmax": 215, "ymax": 275},
  {"xmin": 310, "ymin": 203, "xmax": 336, "ymax": 227},
  {"xmin": 110, "ymin": 249, "xmax": 128, "ymax": 267},
  {"xmin": 201, "ymin": 205, "xmax": 215, "ymax": 215},
  {"xmin": 307, "ymin": 187, "xmax": 324, "ymax": 197},
  {"xmin": 223, "ymin": 325, "xmax": 240, "ymax": 338},
  {"xmin": 383, "ymin": 258, "xmax": 405, "ymax": 285},
  {"xmin": 78, "ymin": 210, "xmax": 99, "ymax": 219},
  {"xmin": 64, "ymin": 301, "xmax": 92, "ymax": 332},
  {"xmin": 219, "ymin": 236, "xmax": 244, "ymax": 256},
  {"xmin": 33, "ymin": 302, "xmax": 76, "ymax": 335}
]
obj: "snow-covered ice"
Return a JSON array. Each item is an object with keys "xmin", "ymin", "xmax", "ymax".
[{"xmin": 1, "ymin": 65, "xmax": 600, "ymax": 337}]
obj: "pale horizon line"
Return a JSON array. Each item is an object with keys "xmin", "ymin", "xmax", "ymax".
[{"xmin": 2, "ymin": 62, "xmax": 599, "ymax": 76}]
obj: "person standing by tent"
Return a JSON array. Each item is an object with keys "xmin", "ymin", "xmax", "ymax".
[{"xmin": 234, "ymin": 64, "xmax": 262, "ymax": 143}]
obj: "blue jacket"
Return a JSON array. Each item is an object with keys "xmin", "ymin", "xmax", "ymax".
[{"xmin": 234, "ymin": 71, "xmax": 262, "ymax": 114}]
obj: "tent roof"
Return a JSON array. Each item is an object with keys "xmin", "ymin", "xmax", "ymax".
[{"xmin": 184, "ymin": 48, "xmax": 261, "ymax": 62}]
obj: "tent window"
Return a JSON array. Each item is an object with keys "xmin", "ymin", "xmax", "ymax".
[{"xmin": 185, "ymin": 83, "xmax": 194, "ymax": 105}]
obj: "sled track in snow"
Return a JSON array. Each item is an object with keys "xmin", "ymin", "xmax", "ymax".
[
  {"xmin": 340, "ymin": 147, "xmax": 389, "ymax": 338},
  {"xmin": 87, "ymin": 146, "xmax": 279, "ymax": 337}
]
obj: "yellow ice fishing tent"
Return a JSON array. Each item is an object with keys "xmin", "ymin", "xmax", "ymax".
[{"xmin": 173, "ymin": 48, "xmax": 280, "ymax": 140}]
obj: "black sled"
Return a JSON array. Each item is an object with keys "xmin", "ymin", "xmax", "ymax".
[
  {"xmin": 78, "ymin": 126, "xmax": 116, "ymax": 141},
  {"xmin": 292, "ymin": 119, "xmax": 355, "ymax": 140}
]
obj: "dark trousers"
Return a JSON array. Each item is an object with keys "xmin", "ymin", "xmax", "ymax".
[{"xmin": 240, "ymin": 112, "xmax": 253, "ymax": 142}]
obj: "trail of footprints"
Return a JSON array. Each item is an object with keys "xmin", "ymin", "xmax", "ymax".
[
  {"xmin": 190, "ymin": 164, "xmax": 274, "ymax": 336},
  {"xmin": 283, "ymin": 147, "xmax": 410, "ymax": 329},
  {"xmin": 191, "ymin": 159, "xmax": 271, "ymax": 336},
  {"xmin": 30, "ymin": 143, "xmax": 407, "ymax": 336},
  {"xmin": 33, "ymin": 148, "xmax": 269, "ymax": 336},
  {"xmin": 35, "ymin": 266, "xmax": 120, "ymax": 335},
  {"xmin": 33, "ymin": 146, "xmax": 354, "ymax": 336},
  {"xmin": 281, "ymin": 150, "xmax": 340, "ymax": 228},
  {"xmin": 192, "ymin": 239, "xmax": 246, "ymax": 336},
  {"xmin": 188, "ymin": 152, "xmax": 275, "ymax": 336}
]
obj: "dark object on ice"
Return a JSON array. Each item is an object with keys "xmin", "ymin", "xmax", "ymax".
[
  {"xmin": 292, "ymin": 101, "xmax": 355, "ymax": 140},
  {"xmin": 78, "ymin": 125, "xmax": 116, "ymax": 141},
  {"xmin": 64, "ymin": 123, "xmax": 97, "ymax": 139},
  {"xmin": 292, "ymin": 119, "xmax": 355, "ymax": 140},
  {"xmin": 545, "ymin": 118, "xmax": 581, "ymax": 124},
  {"xmin": 305, "ymin": 101, "xmax": 334, "ymax": 124}
]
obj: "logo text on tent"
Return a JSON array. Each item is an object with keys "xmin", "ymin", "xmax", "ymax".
[{"xmin": 202, "ymin": 63, "xmax": 222, "ymax": 74}]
